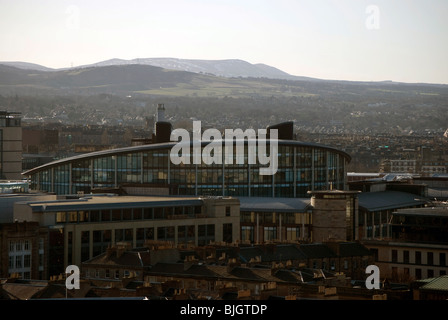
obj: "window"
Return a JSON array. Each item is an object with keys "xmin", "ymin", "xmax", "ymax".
[
  {"xmin": 370, "ymin": 248, "xmax": 378, "ymax": 262},
  {"xmin": 39, "ymin": 238, "xmax": 44, "ymax": 251},
  {"xmin": 286, "ymin": 227, "xmax": 300, "ymax": 241},
  {"xmin": 415, "ymin": 251, "xmax": 421, "ymax": 265},
  {"xmin": 404, "ymin": 268, "xmax": 410, "ymax": 277},
  {"xmin": 264, "ymin": 227, "xmax": 277, "ymax": 242},
  {"xmin": 427, "ymin": 252, "xmax": 434, "ymax": 266},
  {"xmin": 241, "ymin": 226, "xmax": 254, "ymax": 243},
  {"xmin": 15, "ymin": 256, "xmax": 22, "ymax": 268},
  {"xmin": 226, "ymin": 206, "xmax": 231, "ymax": 217},
  {"xmin": 415, "ymin": 268, "xmax": 422, "ymax": 279},
  {"xmin": 24, "ymin": 255, "xmax": 31, "ymax": 268},
  {"xmin": 223, "ymin": 223, "xmax": 233, "ymax": 243},
  {"xmin": 115, "ymin": 270, "xmax": 120, "ymax": 279},
  {"xmin": 403, "ymin": 250, "xmax": 409, "ymax": 264},
  {"xmin": 56, "ymin": 212, "xmax": 66, "ymax": 223},
  {"xmin": 440, "ymin": 253, "xmax": 446, "ymax": 267},
  {"xmin": 105, "ymin": 269, "xmax": 110, "ymax": 278},
  {"xmin": 68, "ymin": 211, "xmax": 77, "ymax": 223},
  {"xmin": 392, "ymin": 250, "xmax": 398, "ymax": 263},
  {"xmin": 392, "ymin": 267, "xmax": 398, "ymax": 280}
]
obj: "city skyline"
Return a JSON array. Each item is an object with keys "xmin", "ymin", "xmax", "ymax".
[{"xmin": 0, "ymin": 0, "xmax": 447, "ymax": 84}]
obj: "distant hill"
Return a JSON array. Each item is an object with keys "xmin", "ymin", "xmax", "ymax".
[
  {"xmin": 0, "ymin": 57, "xmax": 317, "ymax": 81},
  {"xmin": 0, "ymin": 60, "xmax": 447, "ymax": 98},
  {"xmin": 0, "ymin": 63, "xmax": 197, "ymax": 95},
  {"xmin": 0, "ymin": 61, "xmax": 55, "ymax": 72},
  {"xmin": 82, "ymin": 58, "xmax": 318, "ymax": 81}
]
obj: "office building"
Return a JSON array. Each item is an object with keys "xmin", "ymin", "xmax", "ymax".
[
  {"xmin": 22, "ymin": 122, "xmax": 351, "ymax": 198},
  {"xmin": 13, "ymin": 194, "xmax": 240, "ymax": 275}
]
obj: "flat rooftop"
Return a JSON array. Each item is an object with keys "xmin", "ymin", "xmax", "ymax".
[
  {"xmin": 358, "ymin": 191, "xmax": 429, "ymax": 212},
  {"xmin": 19, "ymin": 194, "xmax": 209, "ymax": 212},
  {"xmin": 238, "ymin": 197, "xmax": 310, "ymax": 213},
  {"xmin": 393, "ymin": 206, "xmax": 448, "ymax": 217}
]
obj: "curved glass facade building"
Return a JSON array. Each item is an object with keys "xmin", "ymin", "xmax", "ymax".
[{"xmin": 23, "ymin": 139, "xmax": 351, "ymax": 198}]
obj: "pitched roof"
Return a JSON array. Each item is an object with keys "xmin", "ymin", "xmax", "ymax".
[
  {"xmin": 83, "ymin": 250, "xmax": 151, "ymax": 267},
  {"xmin": 147, "ymin": 262, "xmax": 310, "ymax": 285},
  {"xmin": 239, "ymin": 244, "xmax": 307, "ymax": 263},
  {"xmin": 419, "ymin": 275, "xmax": 448, "ymax": 292},
  {"xmin": 298, "ymin": 243, "xmax": 337, "ymax": 259},
  {"xmin": 0, "ymin": 281, "xmax": 47, "ymax": 300},
  {"xmin": 337, "ymin": 242, "xmax": 373, "ymax": 257}
]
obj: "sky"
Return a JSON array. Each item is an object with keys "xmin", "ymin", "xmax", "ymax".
[{"xmin": 1, "ymin": 0, "xmax": 447, "ymax": 84}]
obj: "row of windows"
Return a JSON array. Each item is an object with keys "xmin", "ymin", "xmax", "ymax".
[
  {"xmin": 241, "ymin": 226, "xmax": 307, "ymax": 243},
  {"xmin": 70, "ymin": 224, "xmax": 223, "ymax": 262},
  {"xmin": 392, "ymin": 267, "xmax": 447, "ymax": 280},
  {"xmin": 30, "ymin": 146, "xmax": 347, "ymax": 197},
  {"xmin": 9, "ymin": 255, "xmax": 31, "ymax": 269},
  {"xmin": 240, "ymin": 212, "xmax": 311, "ymax": 224},
  {"xmin": 9, "ymin": 240, "xmax": 31, "ymax": 252},
  {"xmin": 8, "ymin": 240, "xmax": 45, "ymax": 278},
  {"xmin": 54, "ymin": 206, "xmax": 203, "ymax": 224},
  {"xmin": 391, "ymin": 250, "xmax": 446, "ymax": 266}
]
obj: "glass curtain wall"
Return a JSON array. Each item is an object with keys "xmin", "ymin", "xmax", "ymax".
[
  {"xmin": 143, "ymin": 150, "xmax": 168, "ymax": 184},
  {"xmin": 94, "ymin": 156, "xmax": 115, "ymax": 188},
  {"xmin": 28, "ymin": 144, "xmax": 347, "ymax": 198},
  {"xmin": 296, "ymin": 146, "xmax": 312, "ymax": 197},
  {"xmin": 72, "ymin": 159, "xmax": 92, "ymax": 194}
]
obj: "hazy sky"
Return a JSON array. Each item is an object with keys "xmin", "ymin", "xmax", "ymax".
[{"xmin": 1, "ymin": 0, "xmax": 447, "ymax": 84}]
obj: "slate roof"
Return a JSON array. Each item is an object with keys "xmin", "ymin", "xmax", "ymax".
[
  {"xmin": 419, "ymin": 275, "xmax": 448, "ymax": 292},
  {"xmin": 147, "ymin": 262, "xmax": 312, "ymax": 285},
  {"xmin": 239, "ymin": 244, "xmax": 307, "ymax": 263},
  {"xmin": 83, "ymin": 250, "xmax": 151, "ymax": 267},
  {"xmin": 299, "ymin": 243, "xmax": 337, "ymax": 259},
  {"xmin": 337, "ymin": 242, "xmax": 373, "ymax": 257},
  {"xmin": 0, "ymin": 281, "xmax": 47, "ymax": 300}
]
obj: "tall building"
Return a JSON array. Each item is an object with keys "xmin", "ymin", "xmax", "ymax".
[{"xmin": 0, "ymin": 111, "xmax": 22, "ymax": 180}]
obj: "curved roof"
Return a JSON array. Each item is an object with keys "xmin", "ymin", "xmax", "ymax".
[{"xmin": 22, "ymin": 139, "xmax": 351, "ymax": 176}]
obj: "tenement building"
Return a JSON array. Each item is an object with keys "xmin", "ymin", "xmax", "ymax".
[{"xmin": 0, "ymin": 221, "xmax": 48, "ymax": 279}]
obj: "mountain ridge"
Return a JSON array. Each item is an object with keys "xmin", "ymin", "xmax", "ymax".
[
  {"xmin": 0, "ymin": 57, "xmax": 318, "ymax": 81},
  {"xmin": 1, "ymin": 58, "xmax": 447, "ymax": 86}
]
